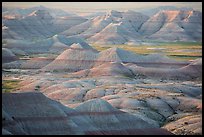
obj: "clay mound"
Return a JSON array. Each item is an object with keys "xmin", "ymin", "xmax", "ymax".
[
  {"xmin": 48, "ymin": 35, "xmax": 69, "ymax": 53},
  {"xmin": 45, "ymin": 35, "xmax": 96, "ymax": 53},
  {"xmin": 124, "ymin": 56, "xmax": 200, "ymax": 80},
  {"xmin": 70, "ymin": 43, "xmax": 84, "ymax": 49},
  {"xmin": 73, "ymin": 62, "xmax": 134, "ymax": 78},
  {"xmin": 176, "ymin": 96, "xmax": 202, "ymax": 112},
  {"xmin": 163, "ymin": 114, "xmax": 202, "ymax": 135},
  {"xmin": 2, "ymin": 57, "xmax": 54, "ymax": 70},
  {"xmin": 2, "ymin": 92, "xmax": 78, "ymax": 135},
  {"xmin": 75, "ymin": 98, "xmax": 168, "ymax": 133},
  {"xmin": 49, "ymin": 35, "xmax": 96, "ymax": 53},
  {"xmin": 50, "ymin": 41, "xmax": 98, "ymax": 61},
  {"xmin": 3, "ymin": 35, "xmax": 93, "ymax": 54},
  {"xmin": 2, "ymin": 8, "xmax": 87, "ymax": 40},
  {"xmin": 96, "ymin": 47, "xmax": 142, "ymax": 65},
  {"xmin": 2, "ymin": 48, "xmax": 18, "ymax": 63},
  {"xmin": 3, "ymin": 10, "xmax": 55, "ymax": 40},
  {"xmin": 125, "ymin": 63, "xmax": 191, "ymax": 80},
  {"xmin": 62, "ymin": 10, "xmax": 149, "ymax": 44},
  {"xmin": 132, "ymin": 53, "xmax": 183, "ymax": 69},
  {"xmin": 57, "ymin": 35, "xmax": 95, "ymax": 50},
  {"xmin": 143, "ymin": 53, "xmax": 179, "ymax": 64},
  {"xmin": 21, "ymin": 57, "xmax": 54, "ymax": 69},
  {"xmin": 181, "ymin": 58, "xmax": 202, "ymax": 71},
  {"xmin": 42, "ymin": 48, "xmax": 98, "ymax": 72},
  {"xmin": 3, "ymin": 39, "xmax": 52, "ymax": 54},
  {"xmin": 88, "ymin": 62, "xmax": 134, "ymax": 77},
  {"xmin": 139, "ymin": 10, "xmax": 202, "ymax": 42},
  {"xmin": 2, "ymin": 92, "xmax": 174, "ymax": 135},
  {"xmin": 97, "ymin": 47, "xmax": 180, "ymax": 66},
  {"xmin": 191, "ymin": 58, "xmax": 202, "ymax": 65},
  {"xmin": 69, "ymin": 43, "xmax": 94, "ymax": 50},
  {"xmin": 2, "ymin": 92, "xmax": 99, "ymax": 135},
  {"xmin": 75, "ymin": 98, "xmax": 119, "ymax": 112},
  {"xmin": 179, "ymin": 58, "xmax": 202, "ymax": 80},
  {"xmin": 87, "ymin": 22, "xmax": 139, "ymax": 45}
]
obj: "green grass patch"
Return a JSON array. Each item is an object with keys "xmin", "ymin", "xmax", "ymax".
[
  {"xmin": 16, "ymin": 54, "xmax": 28, "ymax": 58},
  {"xmin": 2, "ymin": 79, "xmax": 21, "ymax": 93},
  {"xmin": 168, "ymin": 55, "xmax": 202, "ymax": 61},
  {"xmin": 91, "ymin": 42, "xmax": 202, "ymax": 61},
  {"xmin": 168, "ymin": 56, "xmax": 201, "ymax": 61}
]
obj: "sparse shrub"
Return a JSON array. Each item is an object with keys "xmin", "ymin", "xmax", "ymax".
[
  {"xmin": 35, "ymin": 85, "xmax": 40, "ymax": 91},
  {"xmin": 156, "ymin": 96, "xmax": 161, "ymax": 99},
  {"xmin": 184, "ymin": 122, "xmax": 188, "ymax": 125}
]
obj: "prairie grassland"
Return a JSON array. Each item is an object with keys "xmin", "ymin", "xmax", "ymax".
[
  {"xmin": 2, "ymin": 79, "xmax": 21, "ymax": 93},
  {"xmin": 91, "ymin": 42, "xmax": 202, "ymax": 61}
]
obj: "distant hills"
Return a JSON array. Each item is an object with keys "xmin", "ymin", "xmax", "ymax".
[
  {"xmin": 2, "ymin": 6, "xmax": 202, "ymax": 43},
  {"xmin": 139, "ymin": 6, "xmax": 194, "ymax": 16},
  {"xmin": 2, "ymin": 5, "xmax": 76, "ymax": 18},
  {"xmin": 2, "ymin": 6, "xmax": 87, "ymax": 40},
  {"xmin": 139, "ymin": 10, "xmax": 202, "ymax": 42},
  {"xmin": 65, "ymin": 9, "xmax": 202, "ymax": 44}
]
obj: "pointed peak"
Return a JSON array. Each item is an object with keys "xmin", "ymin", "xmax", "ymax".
[
  {"xmin": 75, "ymin": 98, "xmax": 118, "ymax": 112},
  {"xmin": 108, "ymin": 47, "xmax": 120, "ymax": 52},
  {"xmin": 28, "ymin": 9, "xmax": 52, "ymax": 19},
  {"xmin": 107, "ymin": 10, "xmax": 122, "ymax": 17},
  {"xmin": 124, "ymin": 10, "xmax": 135, "ymax": 13},
  {"xmin": 109, "ymin": 10, "xmax": 120, "ymax": 14},
  {"xmin": 103, "ymin": 47, "xmax": 129, "ymax": 55},
  {"xmin": 70, "ymin": 43, "xmax": 83, "ymax": 49}
]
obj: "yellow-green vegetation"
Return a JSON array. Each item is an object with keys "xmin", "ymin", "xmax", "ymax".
[
  {"xmin": 62, "ymin": 74, "xmax": 72, "ymax": 78},
  {"xmin": 168, "ymin": 55, "xmax": 202, "ymax": 61},
  {"xmin": 91, "ymin": 42, "xmax": 202, "ymax": 61},
  {"xmin": 2, "ymin": 79, "xmax": 21, "ymax": 93},
  {"xmin": 16, "ymin": 54, "xmax": 25, "ymax": 58},
  {"xmin": 29, "ymin": 53, "xmax": 58, "ymax": 58}
]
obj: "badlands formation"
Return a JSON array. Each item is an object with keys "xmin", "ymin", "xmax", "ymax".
[
  {"xmin": 62, "ymin": 10, "xmax": 202, "ymax": 44},
  {"xmin": 3, "ymin": 8, "xmax": 202, "ymax": 44},
  {"xmin": 2, "ymin": 6, "xmax": 202, "ymax": 135}
]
